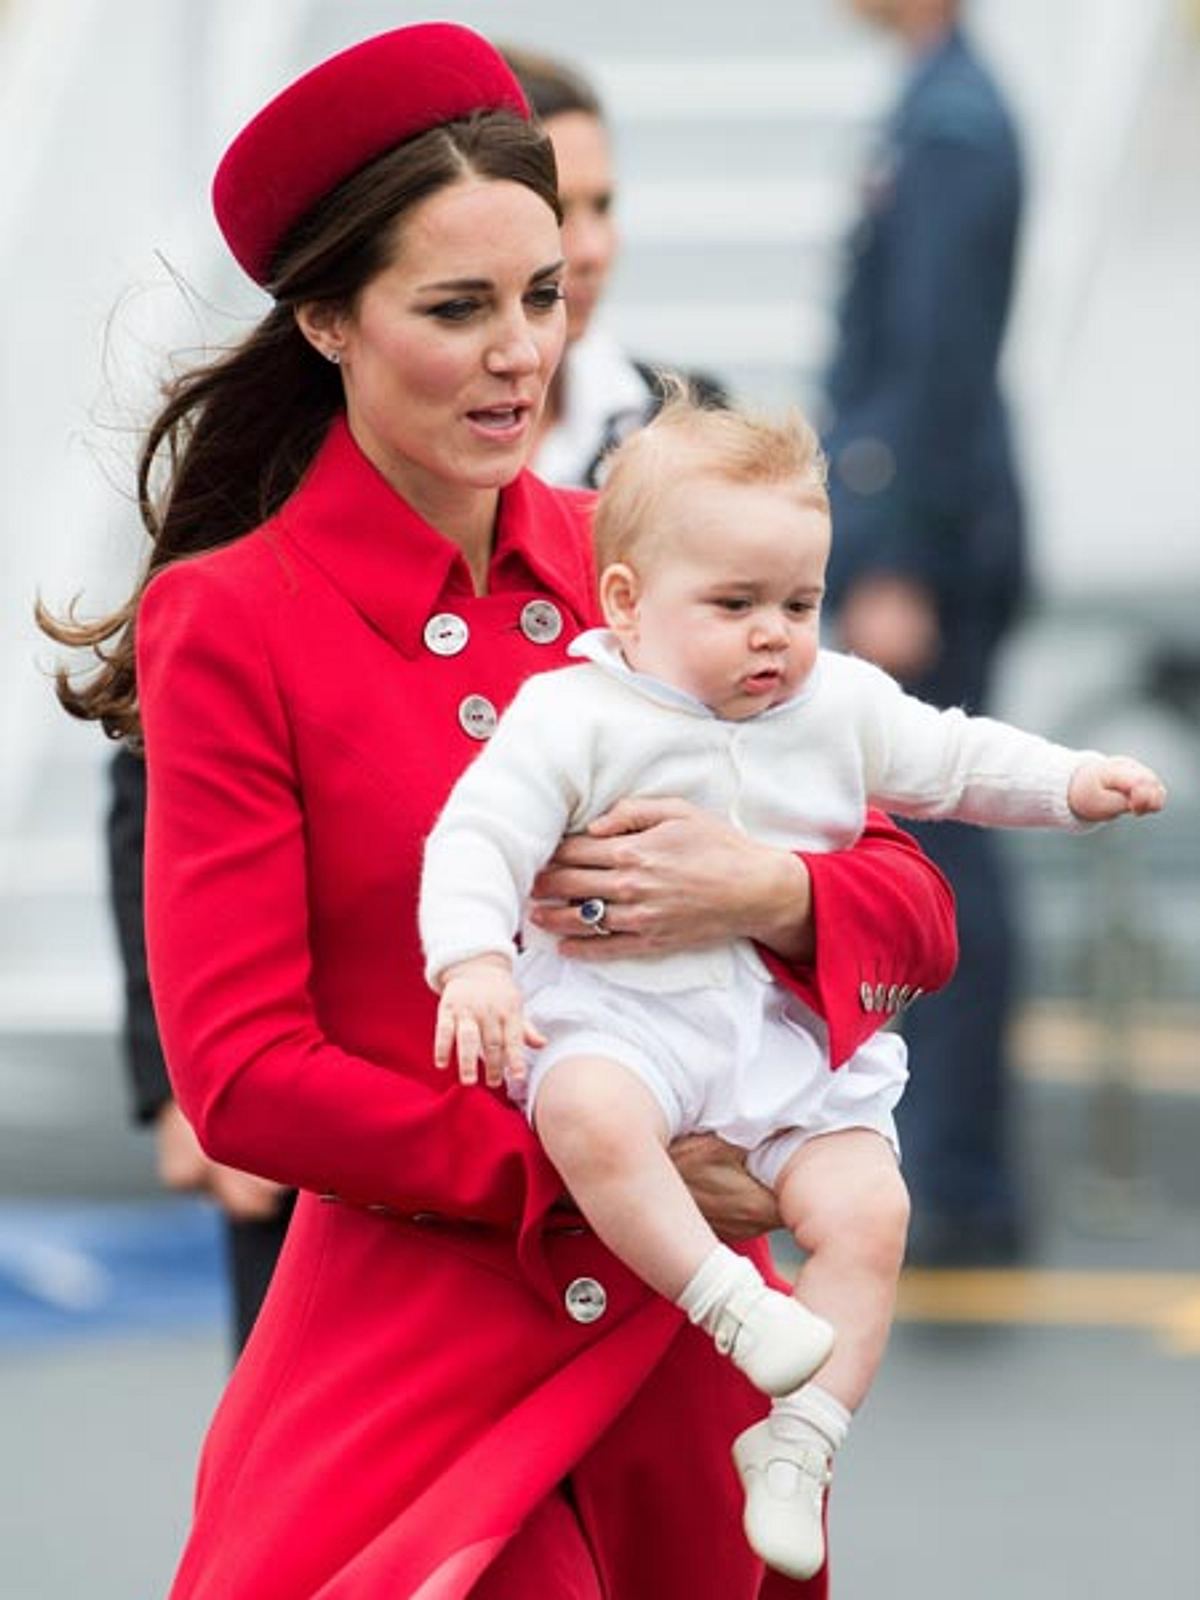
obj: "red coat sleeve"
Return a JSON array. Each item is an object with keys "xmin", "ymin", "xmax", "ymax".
[
  {"xmin": 761, "ymin": 810, "xmax": 958, "ymax": 1068},
  {"xmin": 137, "ymin": 560, "xmax": 563, "ymax": 1237}
]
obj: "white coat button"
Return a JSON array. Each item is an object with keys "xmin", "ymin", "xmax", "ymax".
[
  {"xmin": 520, "ymin": 599, "xmax": 563, "ymax": 644},
  {"xmin": 424, "ymin": 613, "xmax": 469, "ymax": 656},
  {"xmin": 564, "ymin": 1276, "xmax": 607, "ymax": 1324},
  {"xmin": 458, "ymin": 695, "xmax": 498, "ymax": 740},
  {"xmin": 860, "ymin": 981, "xmax": 875, "ymax": 1013}
]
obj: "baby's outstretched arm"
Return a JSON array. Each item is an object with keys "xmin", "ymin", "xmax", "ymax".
[
  {"xmin": 1068, "ymin": 756, "xmax": 1167, "ymax": 823},
  {"xmin": 433, "ymin": 955, "xmax": 545, "ymax": 1088}
]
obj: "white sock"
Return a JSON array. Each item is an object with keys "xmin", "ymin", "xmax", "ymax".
[
  {"xmin": 769, "ymin": 1384, "xmax": 852, "ymax": 1457},
  {"xmin": 675, "ymin": 1243, "xmax": 763, "ymax": 1336}
]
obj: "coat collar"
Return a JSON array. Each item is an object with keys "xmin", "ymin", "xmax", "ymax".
[{"xmin": 275, "ymin": 416, "xmax": 598, "ymax": 655}]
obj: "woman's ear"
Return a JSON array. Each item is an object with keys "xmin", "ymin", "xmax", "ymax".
[
  {"xmin": 295, "ymin": 302, "xmax": 346, "ymax": 365},
  {"xmin": 598, "ymin": 562, "xmax": 641, "ymax": 638}
]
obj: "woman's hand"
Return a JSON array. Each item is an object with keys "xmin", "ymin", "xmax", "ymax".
[
  {"xmin": 155, "ymin": 1099, "xmax": 287, "ymax": 1223},
  {"xmin": 669, "ymin": 1133, "xmax": 781, "ymax": 1240},
  {"xmin": 838, "ymin": 573, "xmax": 941, "ymax": 684},
  {"xmin": 529, "ymin": 796, "xmax": 814, "ymax": 962}
]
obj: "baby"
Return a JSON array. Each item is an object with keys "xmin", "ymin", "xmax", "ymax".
[{"xmin": 419, "ymin": 393, "xmax": 1165, "ymax": 1579}]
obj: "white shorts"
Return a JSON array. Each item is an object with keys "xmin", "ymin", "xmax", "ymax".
[{"xmin": 516, "ymin": 949, "xmax": 908, "ymax": 1190}]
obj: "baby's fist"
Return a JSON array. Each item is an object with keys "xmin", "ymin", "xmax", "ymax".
[{"xmin": 1068, "ymin": 756, "xmax": 1167, "ymax": 822}]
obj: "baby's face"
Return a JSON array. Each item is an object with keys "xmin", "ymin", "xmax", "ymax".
[{"xmin": 606, "ymin": 474, "xmax": 831, "ymax": 720}]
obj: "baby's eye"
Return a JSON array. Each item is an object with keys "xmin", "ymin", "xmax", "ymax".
[
  {"xmin": 713, "ymin": 597, "xmax": 751, "ymax": 613},
  {"xmin": 786, "ymin": 599, "xmax": 818, "ymax": 617}
]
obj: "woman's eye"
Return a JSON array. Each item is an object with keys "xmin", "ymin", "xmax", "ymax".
[
  {"xmin": 526, "ymin": 284, "xmax": 565, "ymax": 313},
  {"xmin": 427, "ymin": 299, "xmax": 480, "ymax": 323}
]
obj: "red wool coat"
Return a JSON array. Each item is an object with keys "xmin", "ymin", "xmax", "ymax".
[{"xmin": 138, "ymin": 419, "xmax": 956, "ymax": 1599}]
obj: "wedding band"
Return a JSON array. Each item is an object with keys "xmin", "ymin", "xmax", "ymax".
[{"xmin": 577, "ymin": 897, "xmax": 612, "ymax": 936}]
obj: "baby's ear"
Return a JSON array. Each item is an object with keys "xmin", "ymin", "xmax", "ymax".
[{"xmin": 598, "ymin": 562, "xmax": 641, "ymax": 636}]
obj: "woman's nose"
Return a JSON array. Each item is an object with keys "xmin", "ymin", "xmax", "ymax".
[{"xmin": 486, "ymin": 316, "xmax": 540, "ymax": 376}]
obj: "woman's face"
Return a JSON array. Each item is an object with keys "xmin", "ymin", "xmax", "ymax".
[
  {"xmin": 544, "ymin": 110, "xmax": 619, "ymax": 345},
  {"xmin": 309, "ymin": 178, "xmax": 566, "ymax": 516}
]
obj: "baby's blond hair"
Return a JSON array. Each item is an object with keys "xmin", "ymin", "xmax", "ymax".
[{"xmin": 592, "ymin": 377, "xmax": 829, "ymax": 574}]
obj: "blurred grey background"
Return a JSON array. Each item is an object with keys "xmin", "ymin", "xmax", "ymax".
[{"xmin": 1, "ymin": 2, "xmax": 1197, "ymax": 1597}]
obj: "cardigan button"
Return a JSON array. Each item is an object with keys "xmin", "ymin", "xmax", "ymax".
[
  {"xmin": 458, "ymin": 694, "xmax": 498, "ymax": 740},
  {"xmin": 424, "ymin": 612, "xmax": 469, "ymax": 656},
  {"xmin": 520, "ymin": 599, "xmax": 563, "ymax": 644},
  {"xmin": 564, "ymin": 1276, "xmax": 607, "ymax": 1324},
  {"xmin": 859, "ymin": 981, "xmax": 875, "ymax": 1013}
]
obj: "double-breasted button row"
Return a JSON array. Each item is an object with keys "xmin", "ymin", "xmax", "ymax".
[
  {"xmin": 426, "ymin": 600, "xmax": 564, "ymax": 742},
  {"xmin": 859, "ymin": 981, "xmax": 923, "ymax": 1015},
  {"xmin": 422, "ymin": 600, "xmax": 564, "ymax": 658}
]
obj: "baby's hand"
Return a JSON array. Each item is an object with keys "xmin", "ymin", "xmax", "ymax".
[
  {"xmin": 1068, "ymin": 756, "xmax": 1167, "ymax": 823},
  {"xmin": 434, "ymin": 954, "xmax": 545, "ymax": 1088}
]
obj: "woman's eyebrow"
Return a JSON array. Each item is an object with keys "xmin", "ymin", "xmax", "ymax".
[{"xmin": 417, "ymin": 259, "xmax": 566, "ymax": 294}]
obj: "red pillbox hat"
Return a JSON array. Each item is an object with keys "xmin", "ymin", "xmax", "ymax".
[{"xmin": 212, "ymin": 22, "xmax": 530, "ymax": 286}]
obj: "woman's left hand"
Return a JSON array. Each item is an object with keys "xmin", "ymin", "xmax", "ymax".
[
  {"xmin": 529, "ymin": 796, "xmax": 814, "ymax": 962},
  {"xmin": 669, "ymin": 1133, "xmax": 781, "ymax": 1240}
]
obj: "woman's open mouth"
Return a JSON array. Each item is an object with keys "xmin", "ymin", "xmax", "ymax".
[{"xmin": 466, "ymin": 403, "xmax": 532, "ymax": 441}]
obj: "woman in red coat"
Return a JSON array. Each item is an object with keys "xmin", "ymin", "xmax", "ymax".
[{"xmin": 42, "ymin": 24, "xmax": 955, "ymax": 1599}]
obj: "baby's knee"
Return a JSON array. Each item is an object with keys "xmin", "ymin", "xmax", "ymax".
[
  {"xmin": 800, "ymin": 1162, "xmax": 911, "ymax": 1268},
  {"xmin": 534, "ymin": 1062, "xmax": 632, "ymax": 1180}
]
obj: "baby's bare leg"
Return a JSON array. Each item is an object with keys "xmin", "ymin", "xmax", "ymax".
[
  {"xmin": 776, "ymin": 1128, "xmax": 910, "ymax": 1412},
  {"xmin": 733, "ymin": 1132, "xmax": 908, "ymax": 1580},
  {"xmin": 534, "ymin": 1055, "xmax": 716, "ymax": 1298},
  {"xmin": 536, "ymin": 1056, "xmax": 833, "ymax": 1395}
]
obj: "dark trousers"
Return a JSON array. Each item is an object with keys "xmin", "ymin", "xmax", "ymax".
[
  {"xmin": 224, "ymin": 1195, "xmax": 295, "ymax": 1354},
  {"xmin": 895, "ymin": 818, "xmax": 1021, "ymax": 1232}
]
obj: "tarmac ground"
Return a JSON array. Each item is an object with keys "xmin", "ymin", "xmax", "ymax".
[{"xmin": 2, "ymin": 1028, "xmax": 1198, "ymax": 1600}]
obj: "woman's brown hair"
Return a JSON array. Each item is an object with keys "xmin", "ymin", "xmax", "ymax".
[{"xmin": 37, "ymin": 108, "xmax": 559, "ymax": 741}]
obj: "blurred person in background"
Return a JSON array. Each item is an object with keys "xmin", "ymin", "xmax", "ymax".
[
  {"xmin": 500, "ymin": 44, "xmax": 728, "ymax": 486},
  {"xmin": 822, "ymin": 0, "xmax": 1029, "ymax": 1266},
  {"xmin": 43, "ymin": 23, "xmax": 957, "ymax": 1595},
  {"xmin": 101, "ymin": 39, "xmax": 727, "ymax": 1358}
]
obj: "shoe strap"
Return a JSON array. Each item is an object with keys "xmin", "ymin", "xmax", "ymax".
[
  {"xmin": 712, "ymin": 1281, "xmax": 764, "ymax": 1356},
  {"xmin": 765, "ymin": 1438, "xmax": 833, "ymax": 1486}
]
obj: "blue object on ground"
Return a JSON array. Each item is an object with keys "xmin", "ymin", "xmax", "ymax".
[{"xmin": 0, "ymin": 1198, "xmax": 225, "ymax": 1347}]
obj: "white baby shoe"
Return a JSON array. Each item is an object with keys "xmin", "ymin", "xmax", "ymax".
[
  {"xmin": 732, "ymin": 1417, "xmax": 832, "ymax": 1580},
  {"xmin": 711, "ymin": 1284, "xmax": 834, "ymax": 1396}
]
